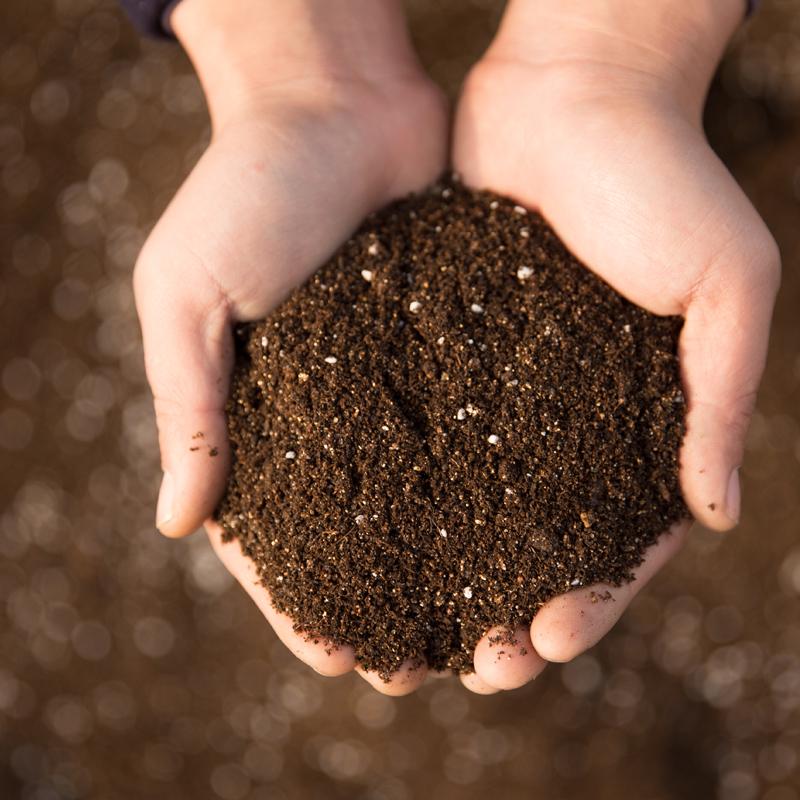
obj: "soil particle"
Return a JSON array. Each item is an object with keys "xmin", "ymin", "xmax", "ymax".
[{"xmin": 217, "ymin": 179, "xmax": 688, "ymax": 677}]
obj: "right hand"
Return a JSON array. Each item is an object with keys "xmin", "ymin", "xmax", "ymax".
[{"xmin": 133, "ymin": 0, "xmax": 447, "ymax": 694}]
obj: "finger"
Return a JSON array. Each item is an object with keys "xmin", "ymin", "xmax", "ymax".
[
  {"xmin": 473, "ymin": 625, "xmax": 547, "ymax": 691},
  {"xmin": 530, "ymin": 520, "xmax": 689, "ymax": 663},
  {"xmin": 460, "ymin": 671, "xmax": 501, "ymax": 695},
  {"xmin": 205, "ymin": 521, "xmax": 356, "ymax": 676},
  {"xmin": 678, "ymin": 231, "xmax": 780, "ymax": 530},
  {"xmin": 134, "ymin": 252, "xmax": 233, "ymax": 538},
  {"xmin": 355, "ymin": 659, "xmax": 428, "ymax": 697}
]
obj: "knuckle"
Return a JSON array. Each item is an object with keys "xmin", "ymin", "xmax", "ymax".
[
  {"xmin": 690, "ymin": 220, "xmax": 781, "ymax": 306},
  {"xmin": 757, "ymin": 230, "xmax": 782, "ymax": 293},
  {"xmin": 151, "ymin": 392, "xmax": 185, "ymax": 420},
  {"xmin": 723, "ymin": 394, "xmax": 758, "ymax": 440},
  {"xmin": 692, "ymin": 392, "xmax": 758, "ymax": 441},
  {"xmin": 131, "ymin": 237, "xmax": 162, "ymax": 297},
  {"xmin": 732, "ymin": 388, "xmax": 759, "ymax": 427},
  {"xmin": 735, "ymin": 223, "xmax": 781, "ymax": 293}
]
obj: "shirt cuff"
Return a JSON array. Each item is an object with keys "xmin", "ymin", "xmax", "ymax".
[{"xmin": 118, "ymin": 0, "xmax": 182, "ymax": 39}]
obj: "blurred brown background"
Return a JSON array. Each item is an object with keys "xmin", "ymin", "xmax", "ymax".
[{"xmin": 1, "ymin": 1, "xmax": 799, "ymax": 798}]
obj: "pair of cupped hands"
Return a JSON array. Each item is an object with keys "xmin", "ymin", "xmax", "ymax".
[{"xmin": 134, "ymin": 0, "xmax": 779, "ymax": 695}]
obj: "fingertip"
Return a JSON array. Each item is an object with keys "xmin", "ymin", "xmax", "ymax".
[
  {"xmin": 726, "ymin": 466, "xmax": 741, "ymax": 525},
  {"xmin": 301, "ymin": 638, "xmax": 357, "ymax": 677},
  {"xmin": 530, "ymin": 599, "xmax": 593, "ymax": 663},
  {"xmin": 700, "ymin": 510, "xmax": 737, "ymax": 534},
  {"xmin": 155, "ymin": 521, "xmax": 192, "ymax": 539},
  {"xmin": 156, "ymin": 418, "xmax": 231, "ymax": 537},
  {"xmin": 460, "ymin": 671, "xmax": 501, "ymax": 695},
  {"xmin": 473, "ymin": 625, "xmax": 546, "ymax": 690},
  {"xmin": 686, "ymin": 498, "xmax": 739, "ymax": 533},
  {"xmin": 154, "ymin": 470, "xmax": 177, "ymax": 533},
  {"xmin": 679, "ymin": 445, "xmax": 739, "ymax": 531},
  {"xmin": 688, "ymin": 466, "xmax": 739, "ymax": 532},
  {"xmin": 531, "ymin": 522, "xmax": 690, "ymax": 662},
  {"xmin": 157, "ymin": 507, "xmax": 204, "ymax": 538},
  {"xmin": 355, "ymin": 658, "xmax": 427, "ymax": 697}
]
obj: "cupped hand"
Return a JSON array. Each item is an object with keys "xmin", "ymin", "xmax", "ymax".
[
  {"xmin": 134, "ymin": 0, "xmax": 447, "ymax": 695},
  {"xmin": 452, "ymin": 0, "xmax": 780, "ymax": 691}
]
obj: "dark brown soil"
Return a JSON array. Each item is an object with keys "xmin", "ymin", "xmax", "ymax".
[
  {"xmin": 6, "ymin": 3, "xmax": 798, "ymax": 797},
  {"xmin": 217, "ymin": 180, "xmax": 688, "ymax": 676}
]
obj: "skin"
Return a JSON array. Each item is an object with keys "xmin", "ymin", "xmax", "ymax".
[
  {"xmin": 452, "ymin": 0, "xmax": 779, "ymax": 691},
  {"xmin": 135, "ymin": 0, "xmax": 447, "ymax": 693},
  {"xmin": 134, "ymin": 0, "xmax": 779, "ymax": 695}
]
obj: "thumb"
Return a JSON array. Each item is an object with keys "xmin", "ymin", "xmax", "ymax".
[
  {"xmin": 679, "ymin": 227, "xmax": 780, "ymax": 531},
  {"xmin": 134, "ymin": 254, "xmax": 233, "ymax": 537}
]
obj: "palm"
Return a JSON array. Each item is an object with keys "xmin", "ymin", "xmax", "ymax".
[
  {"xmin": 141, "ymin": 89, "xmax": 445, "ymax": 324},
  {"xmin": 450, "ymin": 57, "xmax": 778, "ymax": 687}
]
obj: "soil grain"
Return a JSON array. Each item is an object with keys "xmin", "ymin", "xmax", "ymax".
[{"xmin": 217, "ymin": 180, "xmax": 688, "ymax": 676}]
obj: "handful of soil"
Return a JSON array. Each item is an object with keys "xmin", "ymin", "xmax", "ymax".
[{"xmin": 217, "ymin": 180, "xmax": 688, "ymax": 676}]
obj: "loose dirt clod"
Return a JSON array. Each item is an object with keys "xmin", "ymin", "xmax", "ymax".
[{"xmin": 217, "ymin": 179, "xmax": 688, "ymax": 677}]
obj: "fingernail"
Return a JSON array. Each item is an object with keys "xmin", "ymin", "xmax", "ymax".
[
  {"xmin": 725, "ymin": 467, "xmax": 741, "ymax": 524},
  {"xmin": 156, "ymin": 471, "xmax": 174, "ymax": 530}
]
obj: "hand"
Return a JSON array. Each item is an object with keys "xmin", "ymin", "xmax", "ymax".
[
  {"xmin": 452, "ymin": 0, "xmax": 780, "ymax": 693},
  {"xmin": 134, "ymin": 0, "xmax": 447, "ymax": 694}
]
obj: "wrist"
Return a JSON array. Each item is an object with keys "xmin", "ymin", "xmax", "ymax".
[
  {"xmin": 171, "ymin": 0, "xmax": 428, "ymax": 130},
  {"xmin": 487, "ymin": 0, "xmax": 746, "ymax": 117}
]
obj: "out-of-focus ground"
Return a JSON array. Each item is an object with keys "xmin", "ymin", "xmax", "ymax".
[{"xmin": 1, "ymin": 1, "xmax": 799, "ymax": 798}]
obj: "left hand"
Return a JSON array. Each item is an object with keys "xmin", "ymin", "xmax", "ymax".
[{"xmin": 452, "ymin": 0, "xmax": 780, "ymax": 693}]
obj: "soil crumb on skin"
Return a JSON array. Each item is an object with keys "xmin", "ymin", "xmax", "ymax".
[{"xmin": 216, "ymin": 179, "xmax": 688, "ymax": 677}]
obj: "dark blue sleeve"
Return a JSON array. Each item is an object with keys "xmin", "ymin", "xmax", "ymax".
[
  {"xmin": 120, "ymin": 0, "xmax": 757, "ymax": 42},
  {"xmin": 119, "ymin": 0, "xmax": 177, "ymax": 39}
]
